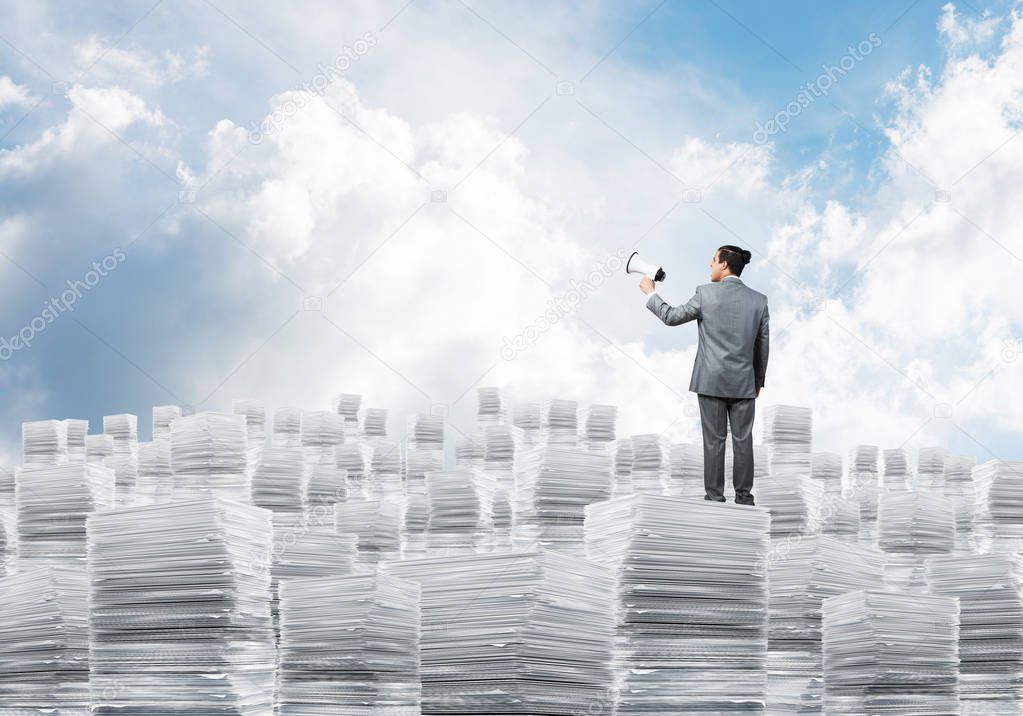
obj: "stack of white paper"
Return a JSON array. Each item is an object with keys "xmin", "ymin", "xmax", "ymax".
[
  {"xmin": 300, "ymin": 410, "xmax": 344, "ymax": 448},
  {"xmin": 512, "ymin": 400, "xmax": 542, "ymax": 446},
  {"xmin": 917, "ymin": 445, "xmax": 946, "ymax": 491},
  {"xmin": 878, "ymin": 490, "xmax": 956, "ymax": 590},
  {"xmin": 86, "ymin": 433, "xmax": 114, "ymax": 465},
  {"xmin": 367, "ymin": 438, "xmax": 403, "ymax": 497},
  {"xmin": 335, "ymin": 443, "xmax": 373, "ymax": 501},
  {"xmin": 822, "ymin": 590, "xmax": 959, "ymax": 715},
  {"xmin": 15, "ymin": 461, "xmax": 114, "ymax": 562},
  {"xmin": 767, "ymin": 535, "xmax": 886, "ymax": 713},
  {"xmin": 758, "ymin": 476, "xmax": 823, "ymax": 537},
  {"xmin": 425, "ymin": 468, "xmax": 495, "ymax": 554},
  {"xmin": 305, "ymin": 451, "xmax": 348, "ymax": 514},
  {"xmin": 331, "ymin": 393, "xmax": 362, "ymax": 431},
  {"xmin": 272, "ymin": 407, "xmax": 302, "ymax": 447},
  {"xmin": 134, "ymin": 440, "xmax": 173, "ymax": 505},
  {"xmin": 973, "ymin": 459, "xmax": 1023, "ymax": 553},
  {"xmin": 586, "ymin": 495, "xmax": 771, "ymax": 713},
  {"xmin": 926, "ymin": 552, "xmax": 1023, "ymax": 709},
  {"xmin": 942, "ymin": 453, "xmax": 976, "ymax": 554},
  {"xmin": 582, "ymin": 403, "xmax": 617, "ymax": 445},
  {"xmin": 882, "ymin": 447, "xmax": 911, "ymax": 492},
  {"xmin": 483, "ymin": 424, "xmax": 521, "ymax": 550},
  {"xmin": 335, "ymin": 498, "xmax": 403, "ymax": 563},
  {"xmin": 629, "ymin": 434, "xmax": 668, "ymax": 495},
  {"xmin": 764, "ymin": 405, "xmax": 813, "ymax": 479},
  {"xmin": 542, "ymin": 397, "xmax": 579, "ymax": 446},
  {"xmin": 362, "ymin": 408, "xmax": 388, "ymax": 438},
  {"xmin": 104, "ymin": 413, "xmax": 139, "ymax": 506},
  {"xmin": 403, "ymin": 446, "xmax": 444, "ymax": 557},
  {"xmin": 476, "ymin": 386, "xmax": 507, "ymax": 425},
  {"xmin": 22, "ymin": 419, "xmax": 68, "ymax": 466},
  {"xmin": 231, "ymin": 399, "xmax": 265, "ymax": 476},
  {"xmin": 384, "ymin": 551, "xmax": 615, "ymax": 714},
  {"xmin": 454, "ymin": 432, "xmax": 483, "ymax": 470},
  {"xmin": 169, "ymin": 412, "xmax": 249, "ymax": 502},
  {"xmin": 818, "ymin": 495, "xmax": 860, "ymax": 539},
  {"xmin": 514, "ymin": 445, "xmax": 612, "ymax": 555},
  {"xmin": 811, "ymin": 452, "xmax": 843, "ymax": 498},
  {"xmin": 251, "ymin": 446, "xmax": 306, "ymax": 515},
  {"xmin": 407, "ymin": 413, "xmax": 444, "ymax": 449},
  {"xmin": 64, "ymin": 418, "xmax": 88, "ymax": 462},
  {"xmin": 87, "ymin": 498, "xmax": 275, "ymax": 714},
  {"xmin": 668, "ymin": 442, "xmax": 704, "ymax": 497},
  {"xmin": 612, "ymin": 437, "xmax": 634, "ymax": 497},
  {"xmin": 152, "ymin": 405, "xmax": 182, "ymax": 442},
  {"xmin": 0, "ymin": 567, "xmax": 90, "ymax": 713},
  {"xmin": 848, "ymin": 445, "xmax": 879, "ymax": 494},
  {"xmin": 277, "ymin": 573, "xmax": 421, "ymax": 715}
]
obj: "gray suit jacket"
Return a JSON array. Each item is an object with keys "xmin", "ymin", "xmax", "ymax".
[{"xmin": 646, "ymin": 276, "xmax": 769, "ymax": 399}]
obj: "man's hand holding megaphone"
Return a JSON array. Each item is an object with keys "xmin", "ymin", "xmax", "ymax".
[{"xmin": 627, "ymin": 252, "xmax": 665, "ymax": 297}]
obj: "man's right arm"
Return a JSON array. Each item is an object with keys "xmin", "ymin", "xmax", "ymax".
[
  {"xmin": 646, "ymin": 288, "xmax": 701, "ymax": 326},
  {"xmin": 754, "ymin": 300, "xmax": 769, "ymax": 390}
]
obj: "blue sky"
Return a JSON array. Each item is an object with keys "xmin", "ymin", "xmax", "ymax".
[{"xmin": 1, "ymin": 0, "xmax": 1022, "ymax": 468}]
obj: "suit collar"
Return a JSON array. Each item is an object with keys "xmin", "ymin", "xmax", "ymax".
[{"xmin": 722, "ymin": 275, "xmax": 742, "ymax": 283}]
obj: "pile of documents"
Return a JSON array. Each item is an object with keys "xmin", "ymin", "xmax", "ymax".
[
  {"xmin": 668, "ymin": 441, "xmax": 704, "ymax": 497},
  {"xmin": 764, "ymin": 405, "xmax": 813, "ymax": 478},
  {"xmin": 586, "ymin": 495, "xmax": 771, "ymax": 712},
  {"xmin": 15, "ymin": 461, "xmax": 114, "ymax": 561},
  {"xmin": 384, "ymin": 551, "xmax": 615, "ymax": 714},
  {"xmin": 582, "ymin": 403, "xmax": 617, "ymax": 445},
  {"xmin": 882, "ymin": 447, "xmax": 911, "ymax": 492},
  {"xmin": 973, "ymin": 459, "xmax": 1023, "ymax": 552},
  {"xmin": 22, "ymin": 419, "xmax": 67, "ymax": 465},
  {"xmin": 87, "ymin": 498, "xmax": 276, "ymax": 714},
  {"xmin": 878, "ymin": 491, "xmax": 956, "ymax": 591},
  {"xmin": 542, "ymin": 398, "xmax": 579, "ymax": 446},
  {"xmin": 767, "ymin": 535, "xmax": 885, "ymax": 713},
  {"xmin": 169, "ymin": 412, "xmax": 249, "ymax": 502},
  {"xmin": 514, "ymin": 445, "xmax": 612, "ymax": 555},
  {"xmin": 822, "ymin": 590, "xmax": 960, "ymax": 714},
  {"xmin": 942, "ymin": 453, "xmax": 976, "ymax": 554},
  {"xmin": 926, "ymin": 552, "xmax": 1023, "ymax": 708},
  {"xmin": 335, "ymin": 498, "xmax": 403, "ymax": 563},
  {"xmin": 810, "ymin": 452, "xmax": 842, "ymax": 498},
  {"xmin": 0, "ymin": 567, "xmax": 90, "ymax": 713},
  {"xmin": 425, "ymin": 468, "xmax": 494, "ymax": 554},
  {"xmin": 917, "ymin": 445, "xmax": 946, "ymax": 491},
  {"xmin": 251, "ymin": 446, "xmax": 306, "ymax": 514},
  {"xmin": 629, "ymin": 434, "xmax": 668, "ymax": 495},
  {"xmin": 277, "ymin": 573, "xmax": 421, "ymax": 715}
]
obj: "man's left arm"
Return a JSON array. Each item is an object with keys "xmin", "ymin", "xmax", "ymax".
[
  {"xmin": 643, "ymin": 281, "xmax": 701, "ymax": 326},
  {"xmin": 754, "ymin": 300, "xmax": 769, "ymax": 393}
]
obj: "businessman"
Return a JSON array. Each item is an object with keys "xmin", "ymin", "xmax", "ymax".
[{"xmin": 640, "ymin": 245, "xmax": 769, "ymax": 505}]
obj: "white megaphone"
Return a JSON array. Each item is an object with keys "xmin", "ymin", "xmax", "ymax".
[{"xmin": 626, "ymin": 251, "xmax": 666, "ymax": 282}]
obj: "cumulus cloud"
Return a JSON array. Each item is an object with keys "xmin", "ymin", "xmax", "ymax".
[{"xmin": 0, "ymin": 75, "xmax": 34, "ymax": 109}]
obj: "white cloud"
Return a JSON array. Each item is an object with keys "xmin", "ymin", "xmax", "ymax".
[
  {"xmin": 72, "ymin": 37, "xmax": 209, "ymax": 87},
  {"xmin": 0, "ymin": 75, "xmax": 34, "ymax": 109}
]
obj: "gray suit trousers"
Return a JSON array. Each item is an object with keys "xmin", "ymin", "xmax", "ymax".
[{"xmin": 698, "ymin": 393, "xmax": 755, "ymax": 505}]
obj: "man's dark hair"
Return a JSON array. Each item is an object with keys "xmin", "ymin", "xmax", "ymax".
[{"xmin": 717, "ymin": 245, "xmax": 752, "ymax": 276}]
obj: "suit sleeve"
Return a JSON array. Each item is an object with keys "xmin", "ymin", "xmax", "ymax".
[
  {"xmin": 646, "ymin": 288, "xmax": 701, "ymax": 326},
  {"xmin": 754, "ymin": 300, "xmax": 769, "ymax": 389}
]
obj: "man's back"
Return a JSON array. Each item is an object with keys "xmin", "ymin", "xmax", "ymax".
[{"xmin": 645, "ymin": 276, "xmax": 769, "ymax": 399}]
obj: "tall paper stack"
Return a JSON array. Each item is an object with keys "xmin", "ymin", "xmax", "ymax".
[
  {"xmin": 514, "ymin": 445, "xmax": 612, "ymax": 555},
  {"xmin": 668, "ymin": 442, "xmax": 703, "ymax": 497},
  {"xmin": 384, "ymin": 551, "xmax": 615, "ymax": 714},
  {"xmin": 822, "ymin": 590, "xmax": 960, "ymax": 715},
  {"xmin": 878, "ymin": 490, "xmax": 956, "ymax": 591},
  {"xmin": 586, "ymin": 495, "xmax": 771, "ymax": 712},
  {"xmin": 22, "ymin": 419, "xmax": 68, "ymax": 466},
  {"xmin": 277, "ymin": 573, "xmax": 421, "ymax": 715},
  {"xmin": 542, "ymin": 398, "xmax": 579, "ymax": 446},
  {"xmin": 103, "ymin": 413, "xmax": 138, "ymax": 505},
  {"xmin": 0, "ymin": 567, "xmax": 90, "ymax": 714},
  {"xmin": 767, "ymin": 535, "xmax": 886, "ymax": 713},
  {"xmin": 169, "ymin": 412, "xmax": 249, "ymax": 502},
  {"xmin": 917, "ymin": 445, "xmax": 947, "ymax": 491},
  {"xmin": 926, "ymin": 552, "xmax": 1023, "ymax": 710},
  {"xmin": 973, "ymin": 459, "xmax": 1023, "ymax": 553},
  {"xmin": 942, "ymin": 453, "xmax": 976, "ymax": 554},
  {"xmin": 87, "ymin": 498, "xmax": 276, "ymax": 715},
  {"xmin": 882, "ymin": 447, "xmax": 911, "ymax": 492},
  {"xmin": 16, "ymin": 461, "xmax": 114, "ymax": 563}
]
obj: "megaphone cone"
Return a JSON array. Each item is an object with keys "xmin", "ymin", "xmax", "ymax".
[{"xmin": 626, "ymin": 251, "xmax": 666, "ymax": 282}]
